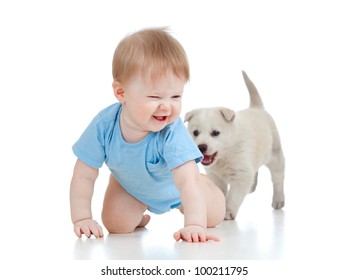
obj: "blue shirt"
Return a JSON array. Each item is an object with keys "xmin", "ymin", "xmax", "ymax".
[{"xmin": 72, "ymin": 103, "xmax": 202, "ymax": 214}]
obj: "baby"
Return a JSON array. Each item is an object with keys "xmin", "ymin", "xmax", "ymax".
[{"xmin": 70, "ymin": 27, "xmax": 225, "ymax": 242}]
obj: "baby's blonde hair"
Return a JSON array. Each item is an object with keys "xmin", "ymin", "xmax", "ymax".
[{"xmin": 112, "ymin": 27, "xmax": 190, "ymax": 84}]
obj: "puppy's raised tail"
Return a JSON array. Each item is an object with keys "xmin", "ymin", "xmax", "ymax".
[{"xmin": 242, "ymin": 71, "xmax": 264, "ymax": 109}]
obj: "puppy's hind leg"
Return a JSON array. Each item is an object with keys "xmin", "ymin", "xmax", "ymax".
[
  {"xmin": 267, "ymin": 149, "xmax": 285, "ymax": 209},
  {"xmin": 250, "ymin": 171, "xmax": 258, "ymax": 193}
]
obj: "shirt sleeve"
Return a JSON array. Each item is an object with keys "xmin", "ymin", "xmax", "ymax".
[
  {"xmin": 162, "ymin": 118, "xmax": 203, "ymax": 171},
  {"xmin": 72, "ymin": 114, "xmax": 106, "ymax": 169}
]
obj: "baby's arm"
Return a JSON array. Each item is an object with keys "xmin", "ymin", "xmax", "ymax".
[
  {"xmin": 70, "ymin": 159, "xmax": 103, "ymax": 238},
  {"xmin": 172, "ymin": 161, "xmax": 219, "ymax": 242}
]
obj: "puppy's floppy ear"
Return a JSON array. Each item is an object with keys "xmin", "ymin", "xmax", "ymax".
[
  {"xmin": 184, "ymin": 110, "xmax": 196, "ymax": 122},
  {"xmin": 220, "ymin": 108, "xmax": 235, "ymax": 122}
]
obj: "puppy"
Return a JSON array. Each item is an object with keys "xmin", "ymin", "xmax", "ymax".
[{"xmin": 185, "ymin": 71, "xmax": 285, "ymax": 220}]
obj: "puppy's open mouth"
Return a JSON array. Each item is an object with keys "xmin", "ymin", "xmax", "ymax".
[{"xmin": 201, "ymin": 152, "xmax": 217, "ymax": 166}]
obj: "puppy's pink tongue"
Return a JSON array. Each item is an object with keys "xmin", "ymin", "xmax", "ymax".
[{"xmin": 202, "ymin": 155, "xmax": 213, "ymax": 165}]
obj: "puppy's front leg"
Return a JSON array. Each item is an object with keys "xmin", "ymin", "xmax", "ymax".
[
  {"xmin": 225, "ymin": 172, "xmax": 254, "ymax": 220},
  {"xmin": 206, "ymin": 171, "xmax": 228, "ymax": 196}
]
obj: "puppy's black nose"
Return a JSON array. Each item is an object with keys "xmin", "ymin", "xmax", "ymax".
[{"xmin": 198, "ymin": 144, "xmax": 208, "ymax": 153}]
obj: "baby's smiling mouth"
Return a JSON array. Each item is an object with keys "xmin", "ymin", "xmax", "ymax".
[{"xmin": 153, "ymin": 115, "xmax": 168, "ymax": 121}]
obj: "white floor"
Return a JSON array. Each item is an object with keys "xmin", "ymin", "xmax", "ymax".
[
  {"xmin": 68, "ymin": 165, "xmax": 347, "ymax": 261},
  {"xmin": 72, "ymin": 207, "xmax": 286, "ymax": 260}
]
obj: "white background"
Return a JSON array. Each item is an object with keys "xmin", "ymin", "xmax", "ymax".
[{"xmin": 1, "ymin": 0, "xmax": 347, "ymax": 278}]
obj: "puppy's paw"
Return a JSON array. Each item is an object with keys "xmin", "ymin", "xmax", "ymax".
[
  {"xmin": 224, "ymin": 211, "xmax": 236, "ymax": 220},
  {"xmin": 272, "ymin": 200, "xmax": 285, "ymax": 209}
]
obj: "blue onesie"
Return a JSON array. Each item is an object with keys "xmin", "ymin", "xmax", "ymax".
[{"xmin": 72, "ymin": 103, "xmax": 202, "ymax": 214}]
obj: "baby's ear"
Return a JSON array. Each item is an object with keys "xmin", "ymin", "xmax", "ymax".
[{"xmin": 112, "ymin": 81, "xmax": 125, "ymax": 103}]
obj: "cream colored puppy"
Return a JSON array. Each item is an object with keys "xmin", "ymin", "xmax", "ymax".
[{"xmin": 185, "ymin": 71, "xmax": 285, "ymax": 219}]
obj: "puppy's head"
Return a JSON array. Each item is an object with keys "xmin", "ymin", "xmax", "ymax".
[{"xmin": 185, "ymin": 107, "xmax": 235, "ymax": 167}]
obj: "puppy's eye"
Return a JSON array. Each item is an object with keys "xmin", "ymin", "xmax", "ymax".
[
  {"xmin": 211, "ymin": 130, "xmax": 220, "ymax": 137},
  {"xmin": 193, "ymin": 130, "xmax": 200, "ymax": 137}
]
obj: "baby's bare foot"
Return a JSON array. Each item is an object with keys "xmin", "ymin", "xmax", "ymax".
[{"xmin": 137, "ymin": 214, "xmax": 151, "ymax": 228}]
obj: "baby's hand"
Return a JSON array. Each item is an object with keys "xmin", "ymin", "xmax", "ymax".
[
  {"xmin": 73, "ymin": 219, "xmax": 104, "ymax": 238},
  {"xmin": 173, "ymin": 225, "xmax": 219, "ymax": 243}
]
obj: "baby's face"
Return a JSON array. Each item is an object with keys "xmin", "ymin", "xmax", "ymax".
[{"xmin": 121, "ymin": 71, "xmax": 186, "ymax": 134}]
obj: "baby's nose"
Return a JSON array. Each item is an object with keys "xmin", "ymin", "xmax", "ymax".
[{"xmin": 159, "ymin": 102, "xmax": 171, "ymax": 111}]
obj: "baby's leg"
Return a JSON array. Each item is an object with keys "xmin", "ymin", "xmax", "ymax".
[
  {"xmin": 199, "ymin": 174, "xmax": 226, "ymax": 227},
  {"xmin": 102, "ymin": 174, "xmax": 149, "ymax": 234}
]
